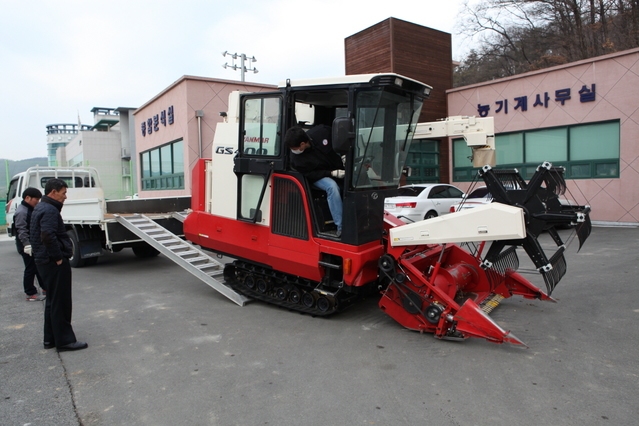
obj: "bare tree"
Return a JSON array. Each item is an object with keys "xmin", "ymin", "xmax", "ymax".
[{"xmin": 454, "ymin": 0, "xmax": 639, "ymax": 86}]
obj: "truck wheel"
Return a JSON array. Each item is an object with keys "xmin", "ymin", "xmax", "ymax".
[
  {"xmin": 84, "ymin": 257, "xmax": 99, "ymax": 266},
  {"xmin": 424, "ymin": 210, "xmax": 438, "ymax": 220},
  {"xmin": 132, "ymin": 244, "xmax": 160, "ymax": 258},
  {"xmin": 67, "ymin": 230, "xmax": 86, "ymax": 268}
]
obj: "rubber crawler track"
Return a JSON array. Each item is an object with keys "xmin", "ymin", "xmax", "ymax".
[{"xmin": 225, "ymin": 261, "xmax": 358, "ymax": 316}]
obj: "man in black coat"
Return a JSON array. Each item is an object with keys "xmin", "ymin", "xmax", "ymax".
[
  {"xmin": 284, "ymin": 125, "xmax": 345, "ymax": 237},
  {"xmin": 30, "ymin": 178, "xmax": 88, "ymax": 351},
  {"xmin": 13, "ymin": 187, "xmax": 45, "ymax": 301}
]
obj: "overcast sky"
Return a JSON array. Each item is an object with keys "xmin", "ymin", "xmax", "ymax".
[{"xmin": 0, "ymin": 0, "xmax": 468, "ymax": 161}]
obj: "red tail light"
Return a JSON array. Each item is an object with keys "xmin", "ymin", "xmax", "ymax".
[
  {"xmin": 450, "ymin": 206, "xmax": 455, "ymax": 212},
  {"xmin": 396, "ymin": 202, "xmax": 417, "ymax": 208}
]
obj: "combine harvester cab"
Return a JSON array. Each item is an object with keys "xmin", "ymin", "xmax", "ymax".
[{"xmin": 379, "ymin": 163, "xmax": 591, "ymax": 346}]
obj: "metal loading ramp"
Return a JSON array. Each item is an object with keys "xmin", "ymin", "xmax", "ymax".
[{"xmin": 114, "ymin": 214, "xmax": 250, "ymax": 306}]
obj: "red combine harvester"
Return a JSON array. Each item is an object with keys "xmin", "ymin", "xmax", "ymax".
[{"xmin": 184, "ymin": 74, "xmax": 591, "ymax": 346}]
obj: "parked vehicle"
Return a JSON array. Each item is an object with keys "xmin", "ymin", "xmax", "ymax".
[
  {"xmin": 449, "ymin": 186, "xmax": 491, "ymax": 212},
  {"xmin": 5, "ymin": 166, "xmax": 188, "ymax": 267},
  {"xmin": 384, "ymin": 183, "xmax": 465, "ymax": 222}
]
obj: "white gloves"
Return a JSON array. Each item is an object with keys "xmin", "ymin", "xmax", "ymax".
[
  {"xmin": 24, "ymin": 245, "xmax": 32, "ymax": 256},
  {"xmin": 331, "ymin": 170, "xmax": 345, "ymax": 179}
]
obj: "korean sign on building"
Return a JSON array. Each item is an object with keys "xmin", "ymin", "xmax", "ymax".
[
  {"xmin": 477, "ymin": 84, "xmax": 596, "ymax": 117},
  {"xmin": 141, "ymin": 106, "xmax": 174, "ymax": 136}
]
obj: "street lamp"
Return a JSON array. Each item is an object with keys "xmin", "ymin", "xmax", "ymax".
[{"xmin": 222, "ymin": 51, "xmax": 258, "ymax": 82}]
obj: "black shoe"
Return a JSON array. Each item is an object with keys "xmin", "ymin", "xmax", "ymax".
[
  {"xmin": 43, "ymin": 342, "xmax": 55, "ymax": 349},
  {"xmin": 57, "ymin": 341, "xmax": 88, "ymax": 351}
]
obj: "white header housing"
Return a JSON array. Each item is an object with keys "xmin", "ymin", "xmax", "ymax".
[{"xmin": 389, "ymin": 203, "xmax": 526, "ymax": 246}]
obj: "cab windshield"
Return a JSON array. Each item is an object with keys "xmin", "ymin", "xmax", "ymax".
[{"xmin": 352, "ymin": 89, "xmax": 422, "ymax": 189}]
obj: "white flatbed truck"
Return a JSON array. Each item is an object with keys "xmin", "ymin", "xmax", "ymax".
[{"xmin": 5, "ymin": 166, "xmax": 189, "ymax": 267}]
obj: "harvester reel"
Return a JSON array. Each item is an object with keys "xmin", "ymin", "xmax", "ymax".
[{"xmin": 479, "ymin": 163, "xmax": 591, "ymax": 294}]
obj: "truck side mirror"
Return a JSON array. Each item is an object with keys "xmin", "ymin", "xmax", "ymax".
[{"xmin": 332, "ymin": 117, "xmax": 353, "ymax": 155}]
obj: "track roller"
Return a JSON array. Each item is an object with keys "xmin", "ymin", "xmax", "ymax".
[
  {"xmin": 302, "ymin": 292, "xmax": 315, "ymax": 308},
  {"xmin": 289, "ymin": 288, "xmax": 301, "ymax": 304},
  {"xmin": 275, "ymin": 287, "xmax": 288, "ymax": 300},
  {"xmin": 316, "ymin": 296, "xmax": 331, "ymax": 312},
  {"xmin": 244, "ymin": 275, "xmax": 256, "ymax": 290}
]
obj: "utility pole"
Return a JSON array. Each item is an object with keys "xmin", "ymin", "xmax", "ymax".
[{"xmin": 222, "ymin": 51, "xmax": 258, "ymax": 82}]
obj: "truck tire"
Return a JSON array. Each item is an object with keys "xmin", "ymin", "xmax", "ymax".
[
  {"xmin": 84, "ymin": 257, "xmax": 99, "ymax": 266},
  {"xmin": 67, "ymin": 230, "xmax": 86, "ymax": 268},
  {"xmin": 132, "ymin": 244, "xmax": 160, "ymax": 258}
]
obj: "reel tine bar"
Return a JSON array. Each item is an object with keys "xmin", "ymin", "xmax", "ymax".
[
  {"xmin": 541, "ymin": 246, "xmax": 567, "ymax": 295},
  {"xmin": 484, "ymin": 245, "xmax": 520, "ymax": 287}
]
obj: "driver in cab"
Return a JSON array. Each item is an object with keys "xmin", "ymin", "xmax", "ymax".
[{"xmin": 284, "ymin": 125, "xmax": 345, "ymax": 237}]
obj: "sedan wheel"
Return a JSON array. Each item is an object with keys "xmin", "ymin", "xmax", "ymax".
[{"xmin": 424, "ymin": 210, "xmax": 438, "ymax": 220}]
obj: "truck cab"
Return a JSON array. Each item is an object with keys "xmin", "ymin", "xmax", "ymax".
[{"xmin": 5, "ymin": 167, "xmax": 104, "ymax": 237}]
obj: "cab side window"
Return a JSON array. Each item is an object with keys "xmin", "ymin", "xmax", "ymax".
[
  {"xmin": 7, "ymin": 178, "xmax": 19, "ymax": 200},
  {"xmin": 242, "ymin": 96, "xmax": 281, "ymax": 157}
]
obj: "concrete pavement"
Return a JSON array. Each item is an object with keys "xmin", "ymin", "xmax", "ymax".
[{"xmin": 1, "ymin": 226, "xmax": 638, "ymax": 425}]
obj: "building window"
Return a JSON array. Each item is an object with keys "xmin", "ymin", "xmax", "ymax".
[
  {"xmin": 140, "ymin": 139, "xmax": 185, "ymax": 190},
  {"xmin": 68, "ymin": 153, "xmax": 83, "ymax": 167},
  {"xmin": 453, "ymin": 120, "xmax": 620, "ymax": 181},
  {"xmin": 406, "ymin": 139, "xmax": 439, "ymax": 183}
]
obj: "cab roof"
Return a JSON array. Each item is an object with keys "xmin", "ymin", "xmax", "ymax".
[{"xmin": 278, "ymin": 73, "xmax": 432, "ymax": 92}]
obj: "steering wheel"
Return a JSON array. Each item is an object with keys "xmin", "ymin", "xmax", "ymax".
[
  {"xmin": 354, "ymin": 155, "xmax": 375, "ymax": 164},
  {"xmin": 352, "ymin": 155, "xmax": 376, "ymax": 186}
]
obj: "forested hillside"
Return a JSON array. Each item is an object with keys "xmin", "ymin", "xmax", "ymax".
[
  {"xmin": 454, "ymin": 0, "xmax": 639, "ymax": 86},
  {"xmin": 1, "ymin": 158, "xmax": 48, "ymax": 197}
]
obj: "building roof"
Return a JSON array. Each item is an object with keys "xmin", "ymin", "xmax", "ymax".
[
  {"xmin": 448, "ymin": 46, "xmax": 639, "ymax": 93},
  {"xmin": 134, "ymin": 75, "xmax": 276, "ymax": 114}
]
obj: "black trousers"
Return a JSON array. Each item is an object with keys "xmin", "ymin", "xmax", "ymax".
[
  {"xmin": 20, "ymin": 251, "xmax": 43, "ymax": 296},
  {"xmin": 37, "ymin": 259, "xmax": 77, "ymax": 347}
]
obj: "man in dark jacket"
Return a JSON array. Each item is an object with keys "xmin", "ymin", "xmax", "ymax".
[
  {"xmin": 30, "ymin": 178, "xmax": 88, "ymax": 351},
  {"xmin": 285, "ymin": 125, "xmax": 345, "ymax": 237},
  {"xmin": 14, "ymin": 187, "xmax": 45, "ymax": 301}
]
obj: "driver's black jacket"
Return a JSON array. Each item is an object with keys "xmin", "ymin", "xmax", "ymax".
[{"xmin": 290, "ymin": 125, "xmax": 344, "ymax": 183}]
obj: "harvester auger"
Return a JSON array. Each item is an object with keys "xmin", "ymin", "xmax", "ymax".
[{"xmin": 378, "ymin": 163, "xmax": 591, "ymax": 346}]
